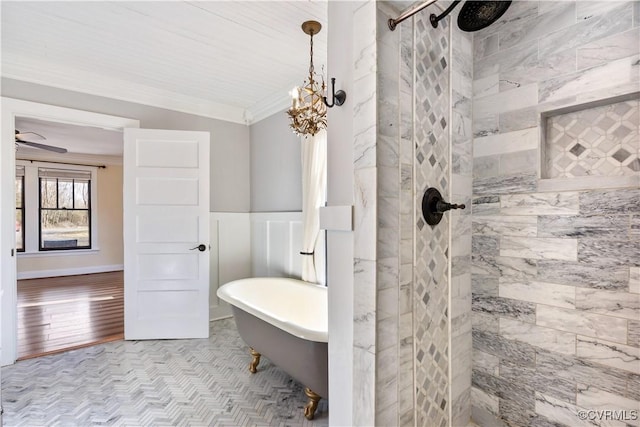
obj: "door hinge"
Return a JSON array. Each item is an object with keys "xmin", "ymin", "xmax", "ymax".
[{"xmin": 11, "ymin": 248, "xmax": 15, "ymax": 257}]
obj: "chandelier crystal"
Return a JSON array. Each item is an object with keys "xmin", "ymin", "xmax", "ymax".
[{"xmin": 287, "ymin": 21, "xmax": 327, "ymax": 137}]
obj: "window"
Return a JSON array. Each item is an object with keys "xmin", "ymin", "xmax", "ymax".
[
  {"xmin": 39, "ymin": 168, "xmax": 92, "ymax": 250},
  {"xmin": 16, "ymin": 166, "xmax": 25, "ymax": 252}
]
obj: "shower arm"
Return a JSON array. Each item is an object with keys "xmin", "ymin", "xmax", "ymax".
[{"xmin": 388, "ymin": 0, "xmax": 438, "ymax": 31}]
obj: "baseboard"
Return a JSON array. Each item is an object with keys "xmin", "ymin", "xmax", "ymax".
[{"xmin": 17, "ymin": 264, "xmax": 124, "ymax": 280}]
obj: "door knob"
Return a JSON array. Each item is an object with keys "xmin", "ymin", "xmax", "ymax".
[
  {"xmin": 190, "ymin": 244, "xmax": 207, "ymax": 252},
  {"xmin": 421, "ymin": 187, "xmax": 465, "ymax": 226}
]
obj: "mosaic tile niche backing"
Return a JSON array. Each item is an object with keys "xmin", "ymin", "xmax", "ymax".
[
  {"xmin": 413, "ymin": 13, "xmax": 451, "ymax": 427},
  {"xmin": 545, "ymin": 98, "xmax": 640, "ymax": 178}
]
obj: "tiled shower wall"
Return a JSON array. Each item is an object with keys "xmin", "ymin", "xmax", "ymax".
[
  {"xmin": 470, "ymin": 2, "xmax": 640, "ymax": 426},
  {"xmin": 375, "ymin": 2, "xmax": 473, "ymax": 425}
]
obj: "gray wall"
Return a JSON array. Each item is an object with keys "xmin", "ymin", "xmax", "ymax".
[
  {"xmin": 470, "ymin": 2, "xmax": 640, "ymax": 426},
  {"xmin": 249, "ymin": 110, "xmax": 301, "ymax": 212},
  {"xmin": 2, "ymin": 78, "xmax": 250, "ymax": 213}
]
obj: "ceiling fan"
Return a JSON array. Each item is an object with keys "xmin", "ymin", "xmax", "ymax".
[{"xmin": 15, "ymin": 130, "xmax": 68, "ymax": 154}]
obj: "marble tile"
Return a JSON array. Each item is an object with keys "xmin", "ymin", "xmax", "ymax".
[
  {"xmin": 375, "ymin": 402, "xmax": 398, "ymax": 427},
  {"xmin": 354, "ymin": 258, "xmax": 376, "ymax": 353},
  {"xmin": 499, "ymin": 107, "xmax": 539, "ymax": 133},
  {"xmin": 632, "ymin": 215, "xmax": 640, "ymax": 239},
  {"xmin": 500, "ymin": 236, "xmax": 578, "ymax": 261},
  {"xmin": 577, "ymin": 27, "xmax": 640, "ymax": 70},
  {"xmin": 580, "ymin": 189, "xmax": 640, "ymax": 215},
  {"xmin": 473, "ymin": 172, "xmax": 538, "ymax": 196},
  {"xmin": 471, "ymin": 196, "xmax": 500, "ymax": 215},
  {"xmin": 375, "ymin": 346, "xmax": 398, "ymax": 409},
  {"xmin": 500, "ymin": 359, "xmax": 577, "ymax": 404},
  {"xmin": 577, "ymin": 1, "xmax": 635, "ymax": 21},
  {"xmin": 500, "ymin": 149, "xmax": 538, "ymax": 176},
  {"xmin": 635, "ymin": 0, "xmax": 640, "ymax": 28},
  {"xmin": 474, "ymin": 38, "xmax": 538, "ymax": 81},
  {"xmin": 473, "ymin": 155, "xmax": 499, "ymax": 179},
  {"xmin": 577, "ymin": 384, "xmax": 640, "ymax": 423},
  {"xmin": 472, "ymin": 311, "xmax": 499, "ymax": 334},
  {"xmin": 472, "ymin": 235, "xmax": 499, "ymax": 257},
  {"xmin": 501, "ymin": 192, "xmax": 579, "ymax": 216},
  {"xmin": 472, "ymin": 274, "xmax": 498, "ymax": 296},
  {"xmin": 472, "ymin": 369, "xmax": 535, "ymax": 409},
  {"xmin": 537, "ymin": 260, "xmax": 629, "ymax": 290},
  {"xmin": 538, "ymin": 175, "xmax": 640, "ymax": 193},
  {"xmin": 500, "ymin": 317, "xmax": 576, "ymax": 355},
  {"xmin": 474, "ymin": 74, "xmax": 499, "ymax": 98},
  {"xmin": 472, "ymin": 329, "xmax": 536, "ymax": 366},
  {"xmin": 539, "ymin": 2, "xmax": 633, "ymax": 58},
  {"xmin": 473, "ymin": 350, "xmax": 499, "ymax": 376},
  {"xmin": 539, "ymin": 215, "xmax": 629, "ymax": 240},
  {"xmin": 353, "ymin": 168, "xmax": 376, "ymax": 261},
  {"xmin": 499, "ymin": 48, "xmax": 577, "ymax": 93},
  {"xmin": 627, "ymin": 373, "xmax": 640, "ymax": 401},
  {"xmin": 353, "ymin": 347, "xmax": 376, "ymax": 426},
  {"xmin": 471, "ymin": 405, "xmax": 508, "ymax": 427},
  {"xmin": 575, "ymin": 288, "xmax": 640, "ymax": 321},
  {"xmin": 629, "ymin": 321, "xmax": 640, "ymax": 347},
  {"xmin": 377, "ymin": 257, "xmax": 399, "ymax": 291},
  {"xmin": 353, "ymin": 2, "xmax": 376, "ymax": 82},
  {"xmin": 353, "ymin": 77, "xmax": 376, "ymax": 169},
  {"xmin": 499, "ymin": 279, "xmax": 576, "ymax": 309},
  {"xmin": 377, "ymin": 315, "xmax": 398, "ymax": 354},
  {"xmin": 473, "ymin": 110, "xmax": 499, "ymax": 138},
  {"xmin": 499, "ymin": 399, "xmax": 538, "ymax": 427},
  {"xmin": 473, "ymin": 33, "xmax": 499, "ymax": 60},
  {"xmin": 578, "ymin": 239, "xmax": 640, "ymax": 267},
  {"xmin": 472, "ymin": 254, "xmax": 537, "ymax": 281},
  {"xmin": 536, "ymin": 349, "xmax": 630, "ymax": 399},
  {"xmin": 499, "ymin": 2, "xmax": 576, "ymax": 51},
  {"xmin": 536, "ymin": 305, "xmax": 628, "ymax": 343},
  {"xmin": 474, "ymin": 127, "xmax": 538, "ymax": 157},
  {"xmin": 534, "ymin": 393, "xmax": 600, "ymax": 427},
  {"xmin": 631, "ymin": 267, "xmax": 640, "ymax": 294},
  {"xmin": 474, "ymin": 83, "xmax": 539, "ymax": 116},
  {"xmin": 576, "ymin": 335, "xmax": 640, "ymax": 373},
  {"xmin": 539, "ymin": 55, "xmax": 639, "ymax": 104},
  {"xmin": 473, "ymin": 215, "xmax": 537, "ymax": 237}
]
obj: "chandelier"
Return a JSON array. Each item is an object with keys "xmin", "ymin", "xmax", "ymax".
[{"xmin": 287, "ymin": 21, "xmax": 327, "ymax": 137}]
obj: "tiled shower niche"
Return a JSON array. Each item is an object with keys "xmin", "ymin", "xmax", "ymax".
[{"xmin": 544, "ymin": 97, "xmax": 640, "ymax": 179}]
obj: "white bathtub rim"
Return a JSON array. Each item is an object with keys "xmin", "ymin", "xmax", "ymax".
[{"xmin": 217, "ymin": 277, "xmax": 328, "ymax": 343}]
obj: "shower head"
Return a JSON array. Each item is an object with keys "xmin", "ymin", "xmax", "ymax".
[
  {"xmin": 457, "ymin": 1, "xmax": 512, "ymax": 31},
  {"xmin": 430, "ymin": 0, "xmax": 512, "ymax": 32}
]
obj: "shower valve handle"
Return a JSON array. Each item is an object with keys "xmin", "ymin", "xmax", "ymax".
[
  {"xmin": 435, "ymin": 201, "xmax": 466, "ymax": 213},
  {"xmin": 422, "ymin": 187, "xmax": 465, "ymax": 226}
]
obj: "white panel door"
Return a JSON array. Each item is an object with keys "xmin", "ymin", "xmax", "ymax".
[{"xmin": 124, "ymin": 128, "xmax": 210, "ymax": 339}]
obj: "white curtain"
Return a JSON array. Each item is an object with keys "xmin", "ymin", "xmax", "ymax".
[{"xmin": 300, "ymin": 129, "xmax": 327, "ymax": 284}]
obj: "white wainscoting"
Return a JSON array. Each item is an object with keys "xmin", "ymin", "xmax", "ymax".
[
  {"xmin": 209, "ymin": 212, "xmax": 251, "ymax": 320},
  {"xmin": 250, "ymin": 212, "xmax": 303, "ymax": 279}
]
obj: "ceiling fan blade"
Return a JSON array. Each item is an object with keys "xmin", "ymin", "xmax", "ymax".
[
  {"xmin": 17, "ymin": 140, "xmax": 68, "ymax": 154},
  {"xmin": 15, "ymin": 130, "xmax": 46, "ymax": 140}
]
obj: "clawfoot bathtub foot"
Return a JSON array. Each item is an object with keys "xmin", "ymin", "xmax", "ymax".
[
  {"xmin": 249, "ymin": 348, "xmax": 261, "ymax": 373},
  {"xmin": 303, "ymin": 387, "xmax": 321, "ymax": 420}
]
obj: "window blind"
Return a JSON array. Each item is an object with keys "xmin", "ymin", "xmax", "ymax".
[{"xmin": 38, "ymin": 168, "xmax": 91, "ymax": 180}]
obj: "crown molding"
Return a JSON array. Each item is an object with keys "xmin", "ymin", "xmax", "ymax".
[{"xmin": 2, "ymin": 56, "xmax": 248, "ymax": 125}]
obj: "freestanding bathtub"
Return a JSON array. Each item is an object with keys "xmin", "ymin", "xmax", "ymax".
[{"xmin": 216, "ymin": 277, "xmax": 328, "ymax": 420}]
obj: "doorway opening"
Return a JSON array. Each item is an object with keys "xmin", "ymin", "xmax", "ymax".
[
  {"xmin": 1, "ymin": 97, "xmax": 140, "ymax": 366},
  {"xmin": 14, "ymin": 116, "xmax": 125, "ymax": 360}
]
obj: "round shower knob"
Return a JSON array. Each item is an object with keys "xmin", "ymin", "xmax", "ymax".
[{"xmin": 421, "ymin": 187, "xmax": 466, "ymax": 226}]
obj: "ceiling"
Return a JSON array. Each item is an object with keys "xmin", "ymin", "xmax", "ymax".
[
  {"xmin": 15, "ymin": 117, "xmax": 123, "ymax": 157},
  {"xmin": 2, "ymin": 1, "xmax": 328, "ymax": 125}
]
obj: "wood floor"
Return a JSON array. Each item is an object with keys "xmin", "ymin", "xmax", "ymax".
[{"xmin": 17, "ymin": 271, "xmax": 124, "ymax": 360}]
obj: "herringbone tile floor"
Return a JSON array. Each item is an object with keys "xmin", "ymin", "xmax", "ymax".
[{"xmin": 1, "ymin": 318, "xmax": 328, "ymax": 426}]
